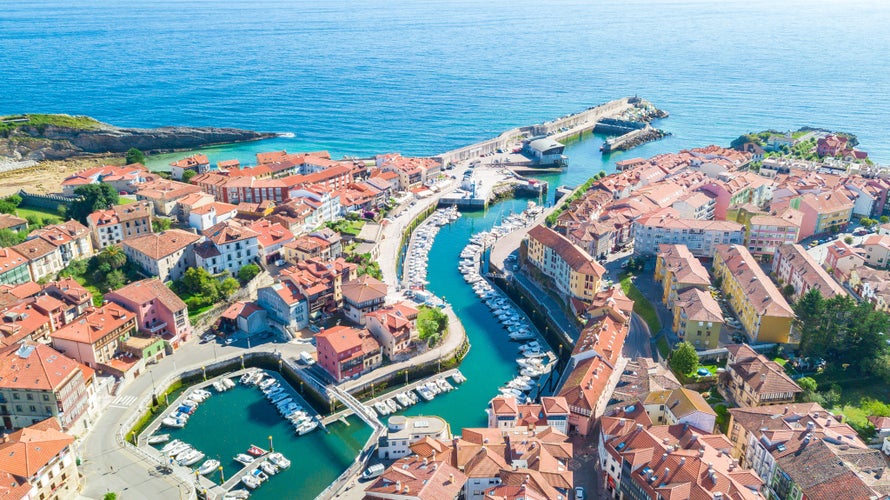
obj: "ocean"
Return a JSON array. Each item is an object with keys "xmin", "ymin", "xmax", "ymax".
[{"xmin": 2, "ymin": 0, "xmax": 889, "ymax": 162}]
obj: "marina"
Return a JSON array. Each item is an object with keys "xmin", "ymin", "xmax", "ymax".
[{"xmin": 401, "ymin": 205, "xmax": 461, "ymax": 291}]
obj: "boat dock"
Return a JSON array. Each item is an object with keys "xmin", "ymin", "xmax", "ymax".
[{"xmin": 320, "ymin": 368, "xmax": 463, "ymax": 425}]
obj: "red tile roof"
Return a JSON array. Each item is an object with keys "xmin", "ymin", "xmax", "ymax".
[
  {"xmin": 123, "ymin": 229, "xmax": 202, "ymax": 259},
  {"xmin": 50, "ymin": 303, "xmax": 133, "ymax": 345},
  {"xmin": 527, "ymin": 224, "xmax": 605, "ymax": 277},
  {"xmin": 0, "ymin": 418, "xmax": 73, "ymax": 479},
  {"xmin": 0, "ymin": 342, "xmax": 84, "ymax": 391}
]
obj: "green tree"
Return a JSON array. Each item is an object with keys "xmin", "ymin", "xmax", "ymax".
[
  {"xmin": 104, "ymin": 270, "xmax": 125, "ymax": 291},
  {"xmin": 0, "ymin": 194, "xmax": 22, "ymax": 215},
  {"xmin": 844, "ymin": 235, "xmax": 854, "ymax": 244},
  {"xmin": 125, "ymin": 148, "xmax": 145, "ymax": 165},
  {"xmin": 417, "ymin": 306, "xmax": 448, "ymax": 346},
  {"xmin": 0, "ymin": 228, "xmax": 25, "ymax": 247},
  {"xmin": 861, "ymin": 218, "xmax": 877, "ymax": 228},
  {"xmin": 797, "ymin": 376, "xmax": 818, "ymax": 392},
  {"xmin": 179, "ymin": 267, "xmax": 219, "ymax": 299},
  {"xmin": 97, "ymin": 245, "xmax": 127, "ymax": 270},
  {"xmin": 219, "ymin": 277, "xmax": 239, "ymax": 298},
  {"xmin": 152, "ymin": 218, "xmax": 172, "ymax": 232},
  {"xmin": 70, "ymin": 183, "xmax": 119, "ymax": 224},
  {"xmin": 181, "ymin": 169, "xmax": 197, "ymax": 183},
  {"xmin": 781, "ymin": 284, "xmax": 795, "ymax": 298},
  {"xmin": 104, "ymin": 493, "xmax": 117, "ymax": 500},
  {"xmin": 669, "ymin": 341, "xmax": 699, "ymax": 376},
  {"xmin": 238, "ymin": 264, "xmax": 261, "ymax": 284},
  {"xmin": 881, "ymin": 216, "xmax": 890, "ymax": 224}
]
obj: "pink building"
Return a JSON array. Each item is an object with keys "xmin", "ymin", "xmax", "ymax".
[
  {"xmin": 747, "ymin": 212, "xmax": 801, "ymax": 259},
  {"xmin": 105, "ymin": 278, "xmax": 192, "ymax": 348},
  {"xmin": 772, "ymin": 243, "xmax": 846, "ymax": 300},
  {"xmin": 315, "ymin": 325, "xmax": 381, "ymax": 383}
]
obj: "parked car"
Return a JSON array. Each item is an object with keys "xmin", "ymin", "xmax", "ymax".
[{"xmin": 574, "ymin": 487, "xmax": 585, "ymax": 500}]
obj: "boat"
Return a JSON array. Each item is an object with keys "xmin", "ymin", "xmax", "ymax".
[
  {"xmin": 436, "ymin": 378, "xmax": 453, "ymax": 392},
  {"xmin": 509, "ymin": 331, "xmax": 536, "ymax": 341},
  {"xmin": 179, "ymin": 450, "xmax": 205, "ymax": 467},
  {"xmin": 260, "ymin": 461, "xmax": 278, "ymax": 475},
  {"xmin": 252, "ymin": 468, "xmax": 269, "ymax": 482},
  {"xmin": 247, "ymin": 445, "xmax": 268, "ymax": 457},
  {"xmin": 258, "ymin": 378, "xmax": 276, "ymax": 390},
  {"xmin": 223, "ymin": 378, "xmax": 236, "ymax": 389},
  {"xmin": 161, "ymin": 439, "xmax": 183, "ymax": 453},
  {"xmin": 385, "ymin": 399, "xmax": 399, "ymax": 413},
  {"xmin": 395, "ymin": 392, "xmax": 412, "ymax": 407},
  {"xmin": 416, "ymin": 385, "xmax": 434, "ymax": 401},
  {"xmin": 240, "ymin": 372, "xmax": 254, "ymax": 384},
  {"xmin": 165, "ymin": 442, "xmax": 189, "ymax": 456},
  {"xmin": 425, "ymin": 381, "xmax": 441, "ymax": 395},
  {"xmin": 374, "ymin": 401, "xmax": 390, "ymax": 415},
  {"xmin": 224, "ymin": 489, "xmax": 251, "ymax": 500},
  {"xmin": 174, "ymin": 446, "xmax": 195, "ymax": 462},
  {"xmin": 197, "ymin": 459, "xmax": 220, "ymax": 475},
  {"xmin": 147, "ymin": 434, "xmax": 170, "ymax": 445},
  {"xmin": 451, "ymin": 371, "xmax": 466, "ymax": 384},
  {"xmin": 267, "ymin": 452, "xmax": 290, "ymax": 469},
  {"xmin": 297, "ymin": 420, "xmax": 319, "ymax": 435},
  {"xmin": 241, "ymin": 474, "xmax": 260, "ymax": 490},
  {"xmin": 234, "ymin": 453, "xmax": 254, "ymax": 466},
  {"xmin": 212, "ymin": 381, "xmax": 225, "ymax": 392},
  {"xmin": 162, "ymin": 417, "xmax": 186, "ymax": 428}
]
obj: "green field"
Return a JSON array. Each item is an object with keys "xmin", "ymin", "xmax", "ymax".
[
  {"xmin": 14, "ymin": 205, "xmax": 65, "ymax": 227},
  {"xmin": 0, "ymin": 114, "xmax": 102, "ymax": 134}
]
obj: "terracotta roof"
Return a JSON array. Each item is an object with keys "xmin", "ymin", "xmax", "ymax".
[
  {"xmin": 645, "ymin": 388, "xmax": 716, "ymax": 421},
  {"xmin": 316, "ymin": 325, "xmax": 364, "ymax": 354},
  {"xmin": 0, "ymin": 342, "xmax": 83, "ymax": 391},
  {"xmin": 106, "ymin": 278, "xmax": 187, "ymax": 313},
  {"xmin": 50, "ymin": 303, "xmax": 132, "ymax": 345},
  {"xmin": 0, "ymin": 248, "xmax": 28, "ymax": 273},
  {"xmin": 774, "ymin": 244, "xmax": 846, "ymax": 298},
  {"xmin": 657, "ymin": 244, "xmax": 710, "ymax": 287},
  {"xmin": 0, "ymin": 214, "xmax": 27, "ymax": 231},
  {"xmin": 87, "ymin": 201, "xmax": 152, "ymax": 226},
  {"xmin": 341, "ymin": 275, "xmax": 387, "ymax": 305},
  {"xmin": 799, "ymin": 189, "xmax": 854, "ymax": 214},
  {"xmin": 558, "ymin": 356, "xmax": 613, "ymax": 412},
  {"xmin": 123, "ymin": 229, "xmax": 202, "ymax": 260},
  {"xmin": 136, "ymin": 178, "xmax": 202, "ymax": 201},
  {"xmin": 202, "ymin": 220, "xmax": 260, "ymax": 246},
  {"xmin": 868, "ymin": 415, "xmax": 890, "ymax": 431},
  {"xmin": 527, "ymin": 224, "xmax": 604, "ymax": 277},
  {"xmin": 12, "ymin": 238, "xmax": 58, "ymax": 261},
  {"xmin": 675, "ymin": 288, "xmax": 723, "ymax": 323},
  {"xmin": 0, "ymin": 301, "xmax": 51, "ymax": 346},
  {"xmin": 248, "ymin": 219, "xmax": 294, "ymax": 249},
  {"xmin": 190, "ymin": 201, "xmax": 238, "ymax": 216},
  {"xmin": 0, "ymin": 418, "xmax": 74, "ymax": 479},
  {"xmin": 365, "ymin": 455, "xmax": 466, "ymax": 500},
  {"xmin": 726, "ymin": 343, "xmax": 802, "ymax": 397},
  {"xmin": 715, "ymin": 245, "xmax": 795, "ymax": 318}
]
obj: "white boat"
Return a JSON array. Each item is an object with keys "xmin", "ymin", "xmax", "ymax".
[
  {"xmin": 260, "ymin": 461, "xmax": 278, "ymax": 475},
  {"xmin": 385, "ymin": 399, "xmax": 399, "ymax": 413},
  {"xmin": 366, "ymin": 405, "xmax": 378, "ymax": 418},
  {"xmin": 174, "ymin": 446, "xmax": 195, "ymax": 462},
  {"xmin": 197, "ymin": 459, "xmax": 220, "ymax": 475},
  {"xmin": 162, "ymin": 417, "xmax": 186, "ymax": 428},
  {"xmin": 212, "ymin": 381, "xmax": 226, "ymax": 392},
  {"xmin": 395, "ymin": 392, "xmax": 412, "ymax": 407},
  {"xmin": 161, "ymin": 439, "xmax": 182, "ymax": 453},
  {"xmin": 450, "ymin": 371, "xmax": 466, "ymax": 384},
  {"xmin": 234, "ymin": 453, "xmax": 254, "ymax": 466},
  {"xmin": 297, "ymin": 420, "xmax": 319, "ymax": 435},
  {"xmin": 241, "ymin": 474, "xmax": 260, "ymax": 490},
  {"xmin": 225, "ymin": 489, "xmax": 251, "ymax": 499},
  {"xmin": 509, "ymin": 331, "xmax": 536, "ymax": 341},
  {"xmin": 240, "ymin": 372, "xmax": 254, "ymax": 384},
  {"xmin": 436, "ymin": 378, "xmax": 453, "ymax": 392},
  {"xmin": 519, "ymin": 341, "xmax": 542, "ymax": 352},
  {"xmin": 500, "ymin": 387, "xmax": 524, "ymax": 398},
  {"xmin": 165, "ymin": 442, "xmax": 190, "ymax": 456},
  {"xmin": 258, "ymin": 378, "xmax": 276, "ymax": 390},
  {"xmin": 223, "ymin": 378, "xmax": 236, "ymax": 389},
  {"xmin": 416, "ymin": 385, "xmax": 434, "ymax": 401},
  {"xmin": 374, "ymin": 401, "xmax": 390, "ymax": 415},
  {"xmin": 425, "ymin": 381, "xmax": 441, "ymax": 395},
  {"xmin": 268, "ymin": 452, "xmax": 290, "ymax": 469},
  {"xmin": 180, "ymin": 450, "xmax": 205, "ymax": 467},
  {"xmin": 147, "ymin": 434, "xmax": 170, "ymax": 445}
]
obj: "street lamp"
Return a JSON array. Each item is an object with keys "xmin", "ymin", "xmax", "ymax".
[
  {"xmin": 268, "ymin": 435, "xmax": 274, "ymax": 453},
  {"xmin": 218, "ymin": 465, "xmax": 225, "ymax": 484}
]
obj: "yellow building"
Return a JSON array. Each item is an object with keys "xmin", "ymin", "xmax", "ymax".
[
  {"xmin": 527, "ymin": 225, "xmax": 604, "ymax": 303},
  {"xmin": 712, "ymin": 244, "xmax": 794, "ymax": 343},
  {"xmin": 655, "ymin": 244, "xmax": 711, "ymax": 307},
  {"xmin": 672, "ymin": 288, "xmax": 724, "ymax": 350}
]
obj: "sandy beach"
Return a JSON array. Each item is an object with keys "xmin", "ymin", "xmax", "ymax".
[{"xmin": 0, "ymin": 156, "xmax": 123, "ymax": 198}]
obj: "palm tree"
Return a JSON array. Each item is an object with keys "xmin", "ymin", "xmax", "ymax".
[{"xmin": 99, "ymin": 245, "xmax": 127, "ymax": 270}]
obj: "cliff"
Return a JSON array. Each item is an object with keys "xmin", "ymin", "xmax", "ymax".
[{"xmin": 0, "ymin": 114, "xmax": 276, "ymax": 161}]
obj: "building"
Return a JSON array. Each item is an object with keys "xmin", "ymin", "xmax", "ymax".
[
  {"xmin": 0, "ymin": 417, "xmax": 80, "ymax": 500},
  {"xmin": 11, "ymin": 238, "xmax": 63, "ymax": 283},
  {"xmin": 727, "ymin": 402, "xmax": 890, "ymax": 500},
  {"xmin": 123, "ymin": 229, "xmax": 202, "ymax": 282},
  {"xmin": 0, "ymin": 248, "xmax": 32, "ymax": 286},
  {"xmin": 633, "ymin": 208, "xmax": 745, "ymax": 257},
  {"xmin": 861, "ymin": 234, "xmax": 890, "ymax": 269},
  {"xmin": 790, "ymin": 190, "xmax": 855, "ymax": 239},
  {"xmin": 606, "ymin": 358, "xmax": 681, "ymax": 412},
  {"xmin": 187, "ymin": 201, "xmax": 238, "ymax": 231},
  {"xmin": 219, "ymin": 301, "xmax": 267, "ymax": 336},
  {"xmin": 772, "ymin": 243, "xmax": 846, "ymax": 300},
  {"xmin": 105, "ymin": 278, "xmax": 192, "ymax": 347},
  {"xmin": 598, "ymin": 410, "xmax": 763, "ymax": 500},
  {"xmin": 640, "ymin": 387, "xmax": 717, "ymax": 432},
  {"xmin": 364, "ymin": 302, "xmax": 418, "ymax": 359},
  {"xmin": 341, "ymin": 275, "xmax": 387, "ymax": 326},
  {"xmin": 363, "ymin": 455, "xmax": 466, "ymax": 500},
  {"xmin": 86, "ymin": 201, "xmax": 154, "ymax": 249},
  {"xmin": 315, "ymin": 325, "xmax": 382, "ymax": 383},
  {"xmin": 746, "ymin": 212, "xmax": 801, "ymax": 259},
  {"xmin": 486, "ymin": 396, "xmax": 570, "ymax": 435},
  {"xmin": 26, "ymin": 220, "xmax": 93, "ymax": 267},
  {"xmin": 61, "ymin": 163, "xmax": 149, "ymax": 195},
  {"xmin": 824, "ymin": 239, "xmax": 865, "ymax": 282},
  {"xmin": 525, "ymin": 225, "xmax": 604, "ymax": 304},
  {"xmin": 136, "ymin": 178, "xmax": 204, "ymax": 217},
  {"xmin": 169, "ymin": 154, "xmax": 210, "ymax": 180},
  {"xmin": 0, "ymin": 300, "xmax": 53, "ymax": 346},
  {"xmin": 524, "ymin": 137, "xmax": 567, "ymax": 166},
  {"xmin": 282, "ymin": 233, "xmax": 338, "ymax": 263},
  {"xmin": 712, "ymin": 244, "xmax": 795, "ymax": 343},
  {"xmin": 672, "ymin": 288, "xmax": 723, "ymax": 350},
  {"xmin": 376, "ymin": 153, "xmax": 443, "ymax": 190},
  {"xmin": 816, "ymin": 134, "xmax": 848, "ymax": 157},
  {"xmin": 175, "ymin": 191, "xmax": 215, "ymax": 222},
  {"xmin": 0, "ymin": 343, "xmax": 92, "ymax": 431},
  {"xmin": 377, "ymin": 415, "xmax": 451, "ymax": 460},
  {"xmin": 0, "ymin": 214, "xmax": 27, "ymax": 233},
  {"xmin": 49, "ymin": 303, "xmax": 137, "ymax": 370},
  {"xmin": 654, "ymin": 244, "xmax": 711, "ymax": 308},
  {"xmin": 720, "ymin": 344, "xmax": 802, "ymax": 408},
  {"xmin": 248, "ymin": 219, "xmax": 294, "ymax": 263},
  {"xmin": 256, "ymin": 280, "xmax": 309, "ymax": 336},
  {"xmin": 43, "ymin": 278, "xmax": 93, "ymax": 319},
  {"xmin": 195, "ymin": 220, "xmax": 260, "ymax": 276}
]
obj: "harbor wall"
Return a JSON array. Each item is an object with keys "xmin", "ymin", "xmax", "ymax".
[{"xmin": 437, "ymin": 98, "xmax": 633, "ymax": 165}]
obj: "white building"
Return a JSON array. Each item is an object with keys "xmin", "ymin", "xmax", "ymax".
[
  {"xmin": 194, "ymin": 220, "xmax": 260, "ymax": 276},
  {"xmin": 377, "ymin": 415, "xmax": 450, "ymax": 460},
  {"xmin": 633, "ymin": 208, "xmax": 745, "ymax": 257},
  {"xmin": 187, "ymin": 202, "xmax": 238, "ymax": 231}
]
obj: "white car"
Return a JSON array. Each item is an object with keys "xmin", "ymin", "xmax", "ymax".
[{"xmin": 574, "ymin": 486, "xmax": 585, "ymax": 500}]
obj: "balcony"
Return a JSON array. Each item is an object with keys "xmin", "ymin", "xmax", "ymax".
[{"xmin": 146, "ymin": 321, "xmax": 168, "ymax": 334}]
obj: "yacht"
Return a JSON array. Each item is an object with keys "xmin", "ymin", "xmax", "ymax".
[
  {"xmin": 197, "ymin": 459, "xmax": 220, "ymax": 476},
  {"xmin": 234, "ymin": 453, "xmax": 254, "ymax": 466},
  {"xmin": 147, "ymin": 434, "xmax": 170, "ymax": 445},
  {"xmin": 267, "ymin": 452, "xmax": 290, "ymax": 469},
  {"xmin": 260, "ymin": 461, "xmax": 278, "ymax": 475}
]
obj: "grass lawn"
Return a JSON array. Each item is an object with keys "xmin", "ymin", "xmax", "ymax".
[
  {"xmin": 66, "ymin": 274, "xmax": 104, "ymax": 307},
  {"xmin": 773, "ymin": 357, "xmax": 788, "ymax": 367},
  {"xmin": 327, "ymin": 219, "xmax": 366, "ymax": 236},
  {"xmin": 117, "ymin": 197, "xmax": 137, "ymax": 204},
  {"xmin": 15, "ymin": 205, "xmax": 65, "ymax": 224},
  {"xmin": 619, "ymin": 273, "xmax": 662, "ymax": 333}
]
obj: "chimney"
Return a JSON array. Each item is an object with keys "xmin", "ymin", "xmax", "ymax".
[
  {"xmin": 783, "ymin": 406, "xmax": 789, "ymax": 415},
  {"xmin": 663, "ymin": 467, "xmax": 670, "ymax": 478},
  {"xmin": 0, "ymin": 433, "xmax": 7, "ymax": 444},
  {"xmin": 806, "ymin": 421, "xmax": 815, "ymax": 432},
  {"xmin": 660, "ymin": 453, "xmax": 668, "ymax": 463},
  {"xmin": 449, "ymin": 473, "xmax": 454, "ymax": 484}
]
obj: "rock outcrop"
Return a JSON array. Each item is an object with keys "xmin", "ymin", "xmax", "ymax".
[{"xmin": 0, "ymin": 117, "xmax": 275, "ymax": 161}]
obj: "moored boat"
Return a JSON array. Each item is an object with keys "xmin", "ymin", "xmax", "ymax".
[
  {"xmin": 147, "ymin": 434, "xmax": 170, "ymax": 445},
  {"xmin": 197, "ymin": 459, "xmax": 220, "ymax": 475}
]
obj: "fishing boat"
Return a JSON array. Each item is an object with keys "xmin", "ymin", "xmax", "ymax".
[
  {"xmin": 234, "ymin": 453, "xmax": 254, "ymax": 466},
  {"xmin": 247, "ymin": 445, "xmax": 268, "ymax": 457},
  {"xmin": 267, "ymin": 452, "xmax": 290, "ymax": 469},
  {"xmin": 147, "ymin": 434, "xmax": 170, "ymax": 445},
  {"xmin": 197, "ymin": 459, "xmax": 220, "ymax": 475}
]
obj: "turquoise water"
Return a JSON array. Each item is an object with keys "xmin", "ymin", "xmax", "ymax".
[
  {"xmin": 154, "ymin": 377, "xmax": 370, "ymax": 500},
  {"xmin": 2, "ymin": 0, "xmax": 889, "ymax": 161}
]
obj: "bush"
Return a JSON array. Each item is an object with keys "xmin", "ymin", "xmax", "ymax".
[
  {"xmin": 669, "ymin": 341, "xmax": 699, "ymax": 376},
  {"xmin": 238, "ymin": 264, "xmax": 261, "ymax": 284},
  {"xmin": 417, "ymin": 306, "xmax": 448, "ymax": 346}
]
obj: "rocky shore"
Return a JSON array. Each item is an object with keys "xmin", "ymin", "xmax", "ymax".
[{"xmin": 0, "ymin": 114, "xmax": 275, "ymax": 161}]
